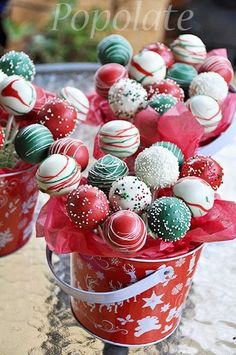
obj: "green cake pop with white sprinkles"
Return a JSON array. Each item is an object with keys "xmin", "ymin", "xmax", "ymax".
[
  {"xmin": 87, "ymin": 154, "xmax": 128, "ymax": 194},
  {"xmin": 14, "ymin": 124, "xmax": 54, "ymax": 164},
  {"xmin": 0, "ymin": 51, "xmax": 35, "ymax": 81},
  {"xmin": 147, "ymin": 197, "xmax": 191, "ymax": 241},
  {"xmin": 148, "ymin": 93, "xmax": 178, "ymax": 115}
]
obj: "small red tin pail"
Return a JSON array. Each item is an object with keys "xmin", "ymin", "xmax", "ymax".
[
  {"xmin": 47, "ymin": 244, "xmax": 203, "ymax": 347},
  {"xmin": 0, "ymin": 165, "xmax": 38, "ymax": 257}
]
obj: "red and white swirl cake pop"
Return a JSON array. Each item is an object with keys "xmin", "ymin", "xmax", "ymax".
[
  {"xmin": 67, "ymin": 185, "xmax": 110, "ymax": 230},
  {"xmin": 0, "ymin": 75, "xmax": 36, "ymax": 115},
  {"xmin": 95, "ymin": 63, "xmax": 128, "ymax": 98},
  {"xmin": 146, "ymin": 79, "xmax": 184, "ymax": 101},
  {"xmin": 0, "ymin": 125, "xmax": 4, "ymax": 148},
  {"xmin": 49, "ymin": 138, "xmax": 89, "ymax": 171},
  {"xmin": 39, "ymin": 98, "xmax": 77, "ymax": 139},
  {"xmin": 59, "ymin": 86, "xmax": 89, "ymax": 122},
  {"xmin": 103, "ymin": 210, "xmax": 147, "ymax": 253},
  {"xmin": 181, "ymin": 155, "xmax": 223, "ymax": 190},
  {"xmin": 143, "ymin": 42, "xmax": 174, "ymax": 69},
  {"xmin": 36, "ymin": 154, "xmax": 81, "ymax": 196},
  {"xmin": 199, "ymin": 55, "xmax": 234, "ymax": 85}
]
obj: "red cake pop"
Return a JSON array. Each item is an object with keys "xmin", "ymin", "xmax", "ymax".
[
  {"xmin": 181, "ymin": 155, "xmax": 223, "ymax": 190},
  {"xmin": 95, "ymin": 63, "xmax": 128, "ymax": 98},
  {"xmin": 199, "ymin": 55, "xmax": 234, "ymax": 85},
  {"xmin": 143, "ymin": 42, "xmax": 174, "ymax": 69},
  {"xmin": 0, "ymin": 125, "xmax": 4, "ymax": 148},
  {"xmin": 49, "ymin": 138, "xmax": 89, "ymax": 171},
  {"xmin": 103, "ymin": 210, "xmax": 147, "ymax": 253},
  {"xmin": 39, "ymin": 98, "xmax": 77, "ymax": 140},
  {"xmin": 146, "ymin": 79, "xmax": 184, "ymax": 101},
  {"xmin": 67, "ymin": 185, "xmax": 110, "ymax": 230}
]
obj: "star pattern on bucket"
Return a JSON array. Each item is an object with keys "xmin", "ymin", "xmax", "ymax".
[{"xmin": 142, "ymin": 291, "xmax": 164, "ymax": 310}]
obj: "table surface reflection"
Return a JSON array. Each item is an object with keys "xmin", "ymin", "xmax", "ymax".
[{"xmin": 0, "ymin": 65, "xmax": 236, "ymax": 355}]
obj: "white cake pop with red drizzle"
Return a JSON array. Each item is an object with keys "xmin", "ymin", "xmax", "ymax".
[
  {"xmin": 39, "ymin": 98, "xmax": 77, "ymax": 140},
  {"xmin": 103, "ymin": 210, "xmax": 147, "ymax": 253},
  {"xmin": 185, "ymin": 95, "xmax": 222, "ymax": 133},
  {"xmin": 129, "ymin": 50, "xmax": 166, "ymax": 86},
  {"xmin": 173, "ymin": 176, "xmax": 215, "ymax": 217},
  {"xmin": 59, "ymin": 86, "xmax": 89, "ymax": 122},
  {"xmin": 0, "ymin": 75, "xmax": 36, "ymax": 115},
  {"xmin": 98, "ymin": 120, "xmax": 140, "ymax": 158},
  {"xmin": 67, "ymin": 185, "xmax": 110, "ymax": 230},
  {"xmin": 36, "ymin": 154, "xmax": 81, "ymax": 196}
]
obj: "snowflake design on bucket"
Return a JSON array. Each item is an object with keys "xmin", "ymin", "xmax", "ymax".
[
  {"xmin": 22, "ymin": 221, "xmax": 34, "ymax": 240},
  {"xmin": 175, "ymin": 257, "xmax": 186, "ymax": 267},
  {"xmin": 171, "ymin": 283, "xmax": 183, "ymax": 295},
  {"xmin": 18, "ymin": 217, "xmax": 28, "ymax": 230},
  {"xmin": 96, "ymin": 271, "xmax": 105, "ymax": 280},
  {"xmin": 161, "ymin": 303, "xmax": 171, "ymax": 313},
  {"xmin": 188, "ymin": 253, "xmax": 196, "ymax": 274},
  {"xmin": 117, "ymin": 314, "xmax": 134, "ymax": 326},
  {"xmin": 0, "ymin": 229, "xmax": 13, "ymax": 248},
  {"xmin": 134, "ymin": 316, "xmax": 161, "ymax": 337},
  {"xmin": 22, "ymin": 192, "xmax": 38, "ymax": 214},
  {"xmin": 5, "ymin": 199, "xmax": 20, "ymax": 218}
]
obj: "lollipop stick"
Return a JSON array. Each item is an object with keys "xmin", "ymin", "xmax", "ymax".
[
  {"xmin": 4, "ymin": 114, "xmax": 14, "ymax": 142},
  {"xmin": 8, "ymin": 119, "xmax": 19, "ymax": 144}
]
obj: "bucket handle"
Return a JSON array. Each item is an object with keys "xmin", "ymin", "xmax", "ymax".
[{"xmin": 46, "ymin": 247, "xmax": 174, "ymax": 305}]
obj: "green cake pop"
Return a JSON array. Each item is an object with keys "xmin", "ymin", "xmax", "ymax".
[
  {"xmin": 148, "ymin": 93, "xmax": 177, "ymax": 115},
  {"xmin": 14, "ymin": 124, "xmax": 54, "ymax": 164},
  {"xmin": 0, "ymin": 51, "xmax": 35, "ymax": 81},
  {"xmin": 87, "ymin": 154, "xmax": 129, "ymax": 194},
  {"xmin": 147, "ymin": 197, "xmax": 191, "ymax": 241},
  {"xmin": 167, "ymin": 63, "xmax": 197, "ymax": 95},
  {"xmin": 97, "ymin": 34, "xmax": 133, "ymax": 66}
]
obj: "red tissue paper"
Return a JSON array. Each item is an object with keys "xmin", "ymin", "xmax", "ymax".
[{"xmin": 36, "ymin": 195, "xmax": 236, "ymax": 259}]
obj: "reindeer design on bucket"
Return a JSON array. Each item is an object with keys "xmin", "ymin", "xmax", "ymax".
[{"xmin": 123, "ymin": 264, "xmax": 137, "ymax": 283}]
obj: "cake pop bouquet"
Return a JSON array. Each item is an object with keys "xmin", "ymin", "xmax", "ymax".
[
  {"xmin": 37, "ymin": 126, "xmax": 236, "ymax": 260},
  {"xmin": 0, "ymin": 50, "xmax": 90, "ymax": 256},
  {"xmin": 85, "ymin": 33, "xmax": 236, "ymax": 157}
]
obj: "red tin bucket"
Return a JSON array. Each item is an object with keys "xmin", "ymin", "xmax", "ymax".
[
  {"xmin": 47, "ymin": 244, "xmax": 203, "ymax": 347},
  {"xmin": 0, "ymin": 165, "xmax": 38, "ymax": 257}
]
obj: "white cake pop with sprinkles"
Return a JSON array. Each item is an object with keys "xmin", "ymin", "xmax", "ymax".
[
  {"xmin": 109, "ymin": 176, "xmax": 152, "ymax": 213},
  {"xmin": 108, "ymin": 78, "xmax": 147, "ymax": 119},
  {"xmin": 135, "ymin": 146, "xmax": 179, "ymax": 189},
  {"xmin": 189, "ymin": 72, "xmax": 228, "ymax": 103}
]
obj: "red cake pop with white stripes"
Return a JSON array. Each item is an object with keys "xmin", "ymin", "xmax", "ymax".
[
  {"xmin": 49, "ymin": 138, "xmax": 89, "ymax": 171},
  {"xmin": 39, "ymin": 98, "xmax": 77, "ymax": 140},
  {"xmin": 95, "ymin": 63, "xmax": 128, "ymax": 98},
  {"xmin": 181, "ymin": 155, "xmax": 223, "ymax": 191},
  {"xmin": 103, "ymin": 210, "xmax": 147, "ymax": 253},
  {"xmin": 146, "ymin": 79, "xmax": 184, "ymax": 101},
  {"xmin": 199, "ymin": 55, "xmax": 234, "ymax": 85},
  {"xmin": 67, "ymin": 185, "xmax": 110, "ymax": 230}
]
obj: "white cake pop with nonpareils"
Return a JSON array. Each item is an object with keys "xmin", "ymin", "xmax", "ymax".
[{"xmin": 135, "ymin": 146, "xmax": 179, "ymax": 189}]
